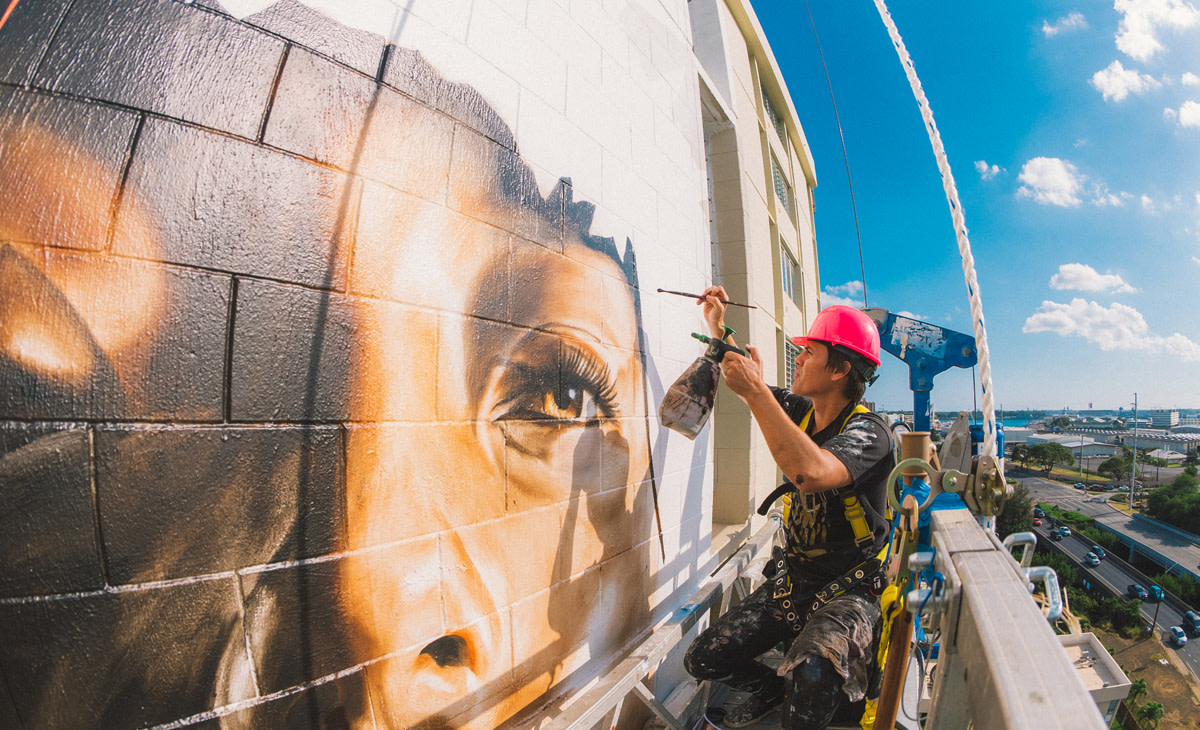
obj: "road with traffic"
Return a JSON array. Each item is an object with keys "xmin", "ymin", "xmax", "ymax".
[{"xmin": 1020, "ymin": 474, "xmax": 1200, "ymax": 680}]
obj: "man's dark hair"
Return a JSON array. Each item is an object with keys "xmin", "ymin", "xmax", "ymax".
[{"xmin": 824, "ymin": 345, "xmax": 874, "ymax": 403}]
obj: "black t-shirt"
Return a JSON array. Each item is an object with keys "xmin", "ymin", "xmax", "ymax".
[{"xmin": 770, "ymin": 387, "xmax": 895, "ymax": 583}]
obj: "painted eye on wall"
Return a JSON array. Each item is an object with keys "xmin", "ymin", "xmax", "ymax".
[
  {"xmin": 483, "ymin": 335, "xmax": 619, "ymax": 458},
  {"xmin": 492, "ymin": 341, "xmax": 617, "ymax": 423}
]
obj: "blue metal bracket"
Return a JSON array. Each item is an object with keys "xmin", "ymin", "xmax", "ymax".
[{"xmin": 864, "ymin": 308, "xmax": 977, "ymax": 432}]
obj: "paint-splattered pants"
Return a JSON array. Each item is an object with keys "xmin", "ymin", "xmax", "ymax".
[{"xmin": 683, "ymin": 578, "xmax": 880, "ymax": 730}]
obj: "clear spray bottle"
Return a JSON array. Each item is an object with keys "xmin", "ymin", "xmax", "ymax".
[{"xmin": 657, "ymin": 331, "xmax": 745, "ymax": 440}]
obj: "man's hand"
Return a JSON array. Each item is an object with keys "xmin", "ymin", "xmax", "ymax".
[
  {"xmin": 722, "ymin": 345, "xmax": 768, "ymax": 399},
  {"xmin": 699, "ymin": 285, "xmax": 727, "ymax": 340}
]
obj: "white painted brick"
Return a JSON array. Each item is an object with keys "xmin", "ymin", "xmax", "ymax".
[
  {"xmin": 570, "ymin": 0, "xmax": 631, "ymax": 70},
  {"xmin": 393, "ymin": 14, "xmax": 523, "ymax": 128},
  {"xmin": 516, "ymin": 91, "xmax": 603, "ymax": 204},
  {"xmin": 407, "ymin": 0, "xmax": 471, "ymax": 42},
  {"xmin": 527, "ymin": 0, "xmax": 603, "ymax": 85},
  {"xmin": 602, "ymin": 149, "xmax": 659, "ymax": 237},
  {"xmin": 565, "ymin": 68, "xmax": 631, "ymax": 162},
  {"xmin": 466, "ymin": 0, "xmax": 566, "ymax": 111}
]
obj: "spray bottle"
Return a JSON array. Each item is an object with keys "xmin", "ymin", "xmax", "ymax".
[{"xmin": 658, "ymin": 330, "xmax": 745, "ymax": 439}]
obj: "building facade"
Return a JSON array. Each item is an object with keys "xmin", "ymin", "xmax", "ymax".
[{"xmin": 0, "ymin": 1, "xmax": 817, "ymax": 728}]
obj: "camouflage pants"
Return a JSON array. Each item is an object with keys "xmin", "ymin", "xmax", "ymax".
[{"xmin": 683, "ymin": 579, "xmax": 880, "ymax": 729}]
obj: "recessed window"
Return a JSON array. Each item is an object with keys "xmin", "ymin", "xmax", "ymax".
[{"xmin": 781, "ymin": 245, "xmax": 800, "ymax": 306}]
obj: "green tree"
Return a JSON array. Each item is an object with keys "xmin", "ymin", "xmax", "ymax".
[
  {"xmin": 1049, "ymin": 416, "xmax": 1073, "ymax": 430},
  {"xmin": 1099, "ymin": 453, "xmax": 1133, "ymax": 483},
  {"xmin": 1028, "ymin": 443, "xmax": 1074, "ymax": 474},
  {"xmin": 997, "ymin": 483, "xmax": 1034, "ymax": 539},
  {"xmin": 1009, "ymin": 444, "xmax": 1029, "ymax": 466},
  {"xmin": 1127, "ymin": 678, "xmax": 1147, "ymax": 705},
  {"xmin": 1137, "ymin": 701, "xmax": 1164, "ymax": 729}
]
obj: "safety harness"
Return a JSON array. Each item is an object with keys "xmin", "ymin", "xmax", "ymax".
[{"xmin": 756, "ymin": 404, "xmax": 888, "ymax": 634}]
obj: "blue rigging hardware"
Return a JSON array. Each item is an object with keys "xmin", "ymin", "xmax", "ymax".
[{"xmin": 864, "ymin": 308, "xmax": 977, "ymax": 432}]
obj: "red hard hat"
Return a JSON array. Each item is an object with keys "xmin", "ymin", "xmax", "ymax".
[{"xmin": 791, "ymin": 305, "xmax": 881, "ymax": 366}]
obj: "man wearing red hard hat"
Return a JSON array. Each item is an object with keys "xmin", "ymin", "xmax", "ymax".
[{"xmin": 684, "ymin": 286, "xmax": 895, "ymax": 729}]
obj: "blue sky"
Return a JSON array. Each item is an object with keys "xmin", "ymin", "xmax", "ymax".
[{"xmin": 749, "ymin": 0, "xmax": 1200, "ymax": 414}]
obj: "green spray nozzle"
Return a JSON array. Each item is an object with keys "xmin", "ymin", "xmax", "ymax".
[{"xmin": 691, "ymin": 332, "xmax": 746, "ymax": 361}]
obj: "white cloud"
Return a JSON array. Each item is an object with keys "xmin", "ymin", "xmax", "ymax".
[
  {"xmin": 822, "ymin": 281, "xmax": 865, "ymax": 308},
  {"xmin": 1114, "ymin": 0, "xmax": 1200, "ymax": 62},
  {"xmin": 1043, "ymin": 12, "xmax": 1089, "ymax": 36},
  {"xmin": 1183, "ymin": 71, "xmax": 1200, "ymax": 85},
  {"xmin": 1049, "ymin": 263, "xmax": 1138, "ymax": 293},
  {"xmin": 1017, "ymin": 157, "xmax": 1084, "ymax": 206},
  {"xmin": 1094, "ymin": 191, "xmax": 1128, "ymax": 207},
  {"xmin": 1179, "ymin": 100, "xmax": 1200, "ymax": 126},
  {"xmin": 1023, "ymin": 298, "xmax": 1200, "ymax": 361},
  {"xmin": 1193, "ymin": 256, "xmax": 1200, "ymax": 264},
  {"xmin": 974, "ymin": 160, "xmax": 1003, "ymax": 180},
  {"xmin": 1090, "ymin": 59, "xmax": 1163, "ymax": 101},
  {"xmin": 1142, "ymin": 194, "xmax": 1157, "ymax": 211}
]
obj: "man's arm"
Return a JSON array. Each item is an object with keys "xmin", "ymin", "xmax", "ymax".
[{"xmin": 723, "ymin": 349, "xmax": 852, "ymax": 493}]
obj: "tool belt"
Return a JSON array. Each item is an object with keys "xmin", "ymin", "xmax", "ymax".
[{"xmin": 766, "ymin": 547, "xmax": 887, "ymax": 634}]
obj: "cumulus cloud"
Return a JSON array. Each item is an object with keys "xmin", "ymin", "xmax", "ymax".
[
  {"xmin": 1094, "ymin": 191, "xmax": 1128, "ymax": 207},
  {"xmin": 1023, "ymin": 298, "xmax": 1200, "ymax": 361},
  {"xmin": 1043, "ymin": 11, "xmax": 1089, "ymax": 36},
  {"xmin": 1090, "ymin": 59, "xmax": 1163, "ymax": 101},
  {"xmin": 1049, "ymin": 263, "xmax": 1138, "ymax": 293},
  {"xmin": 1142, "ymin": 194, "xmax": 1157, "ymax": 211},
  {"xmin": 822, "ymin": 281, "xmax": 865, "ymax": 308},
  {"xmin": 1183, "ymin": 71, "xmax": 1200, "ymax": 85},
  {"xmin": 1115, "ymin": 0, "xmax": 1200, "ymax": 62},
  {"xmin": 1194, "ymin": 256, "xmax": 1200, "ymax": 264},
  {"xmin": 1179, "ymin": 100, "xmax": 1200, "ymax": 126},
  {"xmin": 1017, "ymin": 157, "xmax": 1084, "ymax": 206},
  {"xmin": 974, "ymin": 160, "xmax": 1003, "ymax": 180},
  {"xmin": 1016, "ymin": 158, "xmax": 1132, "ymax": 207}
]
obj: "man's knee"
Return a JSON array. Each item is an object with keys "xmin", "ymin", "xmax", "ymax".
[
  {"xmin": 683, "ymin": 635, "xmax": 724, "ymax": 680},
  {"xmin": 792, "ymin": 655, "xmax": 840, "ymax": 691}
]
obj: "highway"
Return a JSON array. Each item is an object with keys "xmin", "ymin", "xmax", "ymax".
[{"xmin": 1020, "ymin": 474, "xmax": 1200, "ymax": 680}]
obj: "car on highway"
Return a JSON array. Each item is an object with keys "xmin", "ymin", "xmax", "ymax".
[
  {"xmin": 1085, "ymin": 552, "xmax": 1100, "ymax": 566},
  {"xmin": 1128, "ymin": 584, "xmax": 1148, "ymax": 600},
  {"xmin": 1033, "ymin": 507, "xmax": 1045, "ymax": 518},
  {"xmin": 1033, "ymin": 518, "xmax": 1043, "ymax": 526},
  {"xmin": 1051, "ymin": 530, "xmax": 1063, "ymax": 541},
  {"xmin": 1148, "ymin": 585, "xmax": 1164, "ymax": 602},
  {"xmin": 1057, "ymin": 526, "xmax": 1071, "ymax": 537},
  {"xmin": 1168, "ymin": 626, "xmax": 1188, "ymax": 647},
  {"xmin": 1090, "ymin": 545, "xmax": 1106, "ymax": 560},
  {"xmin": 1117, "ymin": 486, "xmax": 1129, "ymax": 491},
  {"xmin": 1184, "ymin": 610, "xmax": 1200, "ymax": 635}
]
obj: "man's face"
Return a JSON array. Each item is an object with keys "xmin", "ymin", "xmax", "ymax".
[{"xmin": 790, "ymin": 340, "xmax": 840, "ymax": 397}]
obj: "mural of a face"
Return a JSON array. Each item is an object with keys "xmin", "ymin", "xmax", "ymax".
[
  {"xmin": 0, "ymin": 6, "xmax": 655, "ymax": 729},
  {"xmin": 333, "ymin": 105, "xmax": 656, "ymax": 727}
]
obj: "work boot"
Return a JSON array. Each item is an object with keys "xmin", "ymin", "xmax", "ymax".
[{"xmin": 721, "ymin": 684, "xmax": 785, "ymax": 728}]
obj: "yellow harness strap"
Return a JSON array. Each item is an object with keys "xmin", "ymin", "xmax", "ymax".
[{"xmin": 797, "ymin": 404, "xmax": 875, "ymax": 548}]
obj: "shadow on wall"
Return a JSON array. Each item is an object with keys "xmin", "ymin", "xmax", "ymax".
[{"xmin": 0, "ymin": 1, "xmax": 660, "ymax": 728}]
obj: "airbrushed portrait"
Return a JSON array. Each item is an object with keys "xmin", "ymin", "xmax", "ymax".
[{"xmin": 0, "ymin": 3, "xmax": 658, "ymax": 728}]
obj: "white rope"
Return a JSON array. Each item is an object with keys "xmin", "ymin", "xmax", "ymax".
[{"xmin": 872, "ymin": 0, "xmax": 997, "ymax": 460}]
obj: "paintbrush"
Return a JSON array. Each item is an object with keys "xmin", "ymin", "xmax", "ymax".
[{"xmin": 656, "ymin": 288, "xmax": 757, "ymax": 309}]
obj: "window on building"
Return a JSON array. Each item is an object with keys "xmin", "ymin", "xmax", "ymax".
[
  {"xmin": 784, "ymin": 337, "xmax": 801, "ymax": 388},
  {"xmin": 771, "ymin": 156, "xmax": 795, "ymax": 223},
  {"xmin": 761, "ymin": 83, "xmax": 787, "ymax": 147},
  {"xmin": 781, "ymin": 245, "xmax": 800, "ymax": 306}
]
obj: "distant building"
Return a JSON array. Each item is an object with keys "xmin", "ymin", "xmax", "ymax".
[
  {"xmin": 1027, "ymin": 433, "xmax": 1114, "ymax": 457},
  {"xmin": 1147, "ymin": 448, "xmax": 1187, "ymax": 465},
  {"xmin": 1151, "ymin": 409, "xmax": 1180, "ymax": 428}
]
